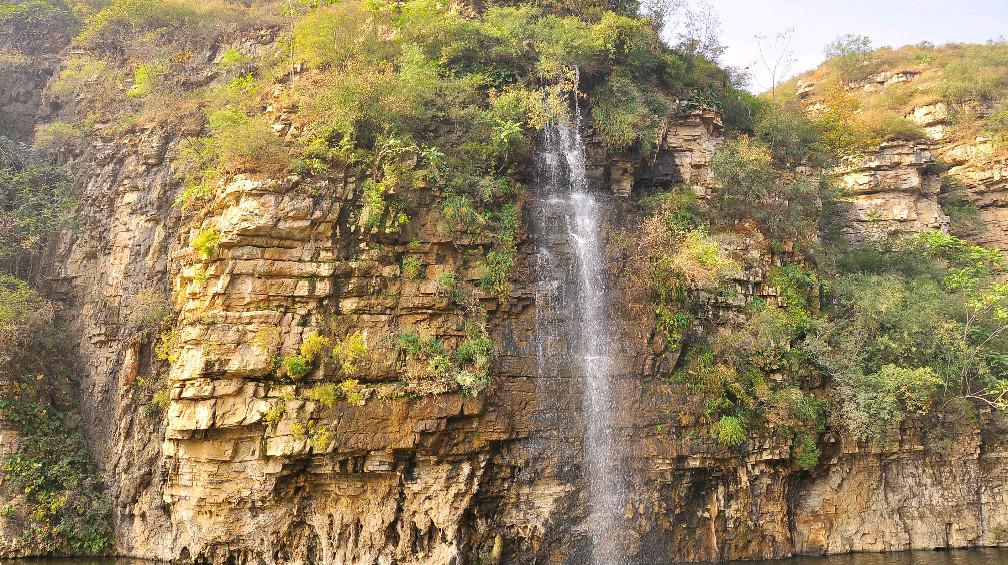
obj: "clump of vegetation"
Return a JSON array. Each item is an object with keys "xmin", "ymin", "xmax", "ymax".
[
  {"xmin": 306, "ymin": 379, "xmax": 366, "ymax": 408},
  {"xmin": 0, "ymin": 136, "xmax": 75, "ymax": 266},
  {"xmin": 126, "ymin": 63, "xmax": 159, "ymax": 98},
  {"xmin": 125, "ymin": 288, "xmax": 172, "ymax": 334},
  {"xmin": 262, "ymin": 400, "xmax": 286, "ymax": 429},
  {"xmin": 0, "ymin": 385, "xmax": 113, "ymax": 555},
  {"xmin": 190, "ymin": 227, "xmax": 220, "ymax": 260},
  {"xmin": 822, "ymin": 34, "xmax": 877, "ymax": 82},
  {"xmin": 401, "ymin": 255, "xmax": 423, "ymax": 280},
  {"xmin": 205, "ymin": 107, "xmax": 288, "ymax": 174},
  {"xmin": 711, "ymin": 415, "xmax": 746, "ymax": 447},
  {"xmin": 332, "ymin": 331, "xmax": 368, "ymax": 376},
  {"xmin": 154, "ymin": 328, "xmax": 179, "ymax": 364},
  {"xmin": 305, "ymin": 383, "xmax": 337, "ymax": 408},
  {"xmin": 339, "ymin": 379, "xmax": 366, "ymax": 406},
  {"xmin": 477, "ymin": 204, "xmax": 520, "ymax": 302},
  {"xmin": 394, "ymin": 324, "xmax": 495, "ymax": 396},
  {"xmin": 800, "ymin": 231, "xmax": 1008, "ymax": 440},
  {"xmin": 299, "ymin": 331, "xmax": 331, "ymax": 363},
  {"xmin": 618, "ymin": 188, "xmax": 739, "ymax": 356},
  {"xmin": 710, "ymin": 135, "xmax": 835, "ymax": 247},
  {"xmin": 280, "ymin": 354, "xmax": 310, "ymax": 380},
  {"xmin": 0, "ymin": 274, "xmax": 54, "ymax": 363}
]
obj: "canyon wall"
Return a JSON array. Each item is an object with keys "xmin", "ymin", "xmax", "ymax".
[{"xmin": 4, "ymin": 32, "xmax": 1008, "ymax": 565}]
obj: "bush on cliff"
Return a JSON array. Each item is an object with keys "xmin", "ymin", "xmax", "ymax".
[
  {"xmin": 806, "ymin": 232, "xmax": 1008, "ymax": 439},
  {"xmin": 0, "ymin": 136, "xmax": 75, "ymax": 268},
  {"xmin": 0, "ymin": 379, "xmax": 113, "ymax": 555}
]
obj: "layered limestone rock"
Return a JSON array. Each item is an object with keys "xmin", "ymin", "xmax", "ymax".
[
  {"xmin": 837, "ymin": 140, "xmax": 949, "ymax": 239},
  {"xmin": 794, "ymin": 417, "xmax": 1008, "ymax": 554},
  {"xmin": 940, "ymin": 137, "xmax": 1008, "ymax": 250},
  {"xmin": 798, "ymin": 72, "xmax": 1008, "ymax": 251}
]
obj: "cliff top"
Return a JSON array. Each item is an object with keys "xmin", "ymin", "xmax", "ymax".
[{"xmin": 777, "ymin": 38, "xmax": 1008, "ymax": 154}]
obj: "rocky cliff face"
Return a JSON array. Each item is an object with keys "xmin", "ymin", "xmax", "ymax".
[{"xmin": 6, "ymin": 26, "xmax": 1008, "ymax": 565}]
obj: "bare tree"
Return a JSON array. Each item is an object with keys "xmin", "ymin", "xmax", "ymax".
[
  {"xmin": 640, "ymin": 0, "xmax": 685, "ymax": 36},
  {"xmin": 672, "ymin": 1, "xmax": 725, "ymax": 62},
  {"xmin": 755, "ymin": 27, "xmax": 797, "ymax": 96}
]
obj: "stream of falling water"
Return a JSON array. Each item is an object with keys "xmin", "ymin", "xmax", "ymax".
[{"xmin": 536, "ymin": 102, "xmax": 628, "ymax": 565}]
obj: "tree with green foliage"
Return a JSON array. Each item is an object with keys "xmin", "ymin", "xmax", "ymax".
[
  {"xmin": 823, "ymin": 33, "xmax": 875, "ymax": 81},
  {"xmin": 0, "ymin": 137, "xmax": 75, "ymax": 275},
  {"xmin": 709, "ymin": 135, "xmax": 834, "ymax": 248}
]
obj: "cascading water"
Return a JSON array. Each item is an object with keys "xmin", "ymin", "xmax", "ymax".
[{"xmin": 534, "ymin": 99, "xmax": 629, "ymax": 565}]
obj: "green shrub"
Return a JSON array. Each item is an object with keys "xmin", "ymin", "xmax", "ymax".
[
  {"xmin": 310, "ymin": 424, "xmax": 334, "ymax": 452},
  {"xmin": 154, "ymin": 329, "xmax": 178, "ymax": 364},
  {"xmin": 333, "ymin": 331, "xmax": 368, "ymax": 375},
  {"xmin": 793, "ymin": 431, "xmax": 821, "ymax": 469},
  {"xmin": 125, "ymin": 289, "xmax": 171, "ymax": 334},
  {"xmin": 710, "ymin": 136, "xmax": 832, "ymax": 246},
  {"xmin": 435, "ymin": 269, "xmax": 460, "ymax": 300},
  {"xmin": 455, "ymin": 333, "xmax": 494, "ymax": 370},
  {"xmin": 306, "ymin": 383, "xmax": 338, "ymax": 408},
  {"xmin": 0, "ymin": 136, "xmax": 75, "ymax": 261},
  {"xmin": 360, "ymin": 173, "xmax": 406, "ymax": 232},
  {"xmin": 191, "ymin": 227, "xmax": 220, "ymax": 260},
  {"xmin": 340, "ymin": 378, "xmax": 365, "ymax": 406},
  {"xmin": 401, "ymin": 255, "xmax": 423, "ymax": 280},
  {"xmin": 174, "ymin": 137, "xmax": 220, "ymax": 210},
  {"xmin": 838, "ymin": 365, "xmax": 943, "ymax": 441},
  {"xmin": 306, "ymin": 379, "xmax": 365, "ymax": 407},
  {"xmin": 281, "ymin": 355, "xmax": 311, "ymax": 380},
  {"xmin": 943, "ymin": 202, "xmax": 982, "ymax": 235},
  {"xmin": 207, "ymin": 107, "xmax": 287, "ymax": 174},
  {"xmin": 0, "ymin": 394, "xmax": 113, "ymax": 554},
  {"xmin": 712, "ymin": 415, "xmax": 746, "ymax": 447},
  {"xmin": 262, "ymin": 400, "xmax": 285, "ymax": 429},
  {"xmin": 478, "ymin": 248, "xmax": 514, "ymax": 302},
  {"xmin": 126, "ymin": 63, "xmax": 158, "ymax": 98},
  {"xmin": 299, "ymin": 331, "xmax": 331, "ymax": 363},
  {"xmin": 591, "ymin": 73, "xmax": 671, "ymax": 152},
  {"xmin": 0, "ymin": 275, "xmax": 53, "ymax": 360},
  {"xmin": 150, "ymin": 388, "xmax": 171, "ymax": 412},
  {"xmin": 394, "ymin": 329, "xmax": 444, "ymax": 359},
  {"xmin": 218, "ymin": 46, "xmax": 247, "ymax": 71},
  {"xmin": 440, "ymin": 193, "xmax": 487, "ymax": 236},
  {"xmin": 823, "ymin": 34, "xmax": 876, "ymax": 81},
  {"xmin": 33, "ymin": 120, "xmax": 86, "ymax": 150}
]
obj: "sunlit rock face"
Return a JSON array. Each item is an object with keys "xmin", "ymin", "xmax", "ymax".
[{"xmin": 837, "ymin": 140, "xmax": 950, "ymax": 239}]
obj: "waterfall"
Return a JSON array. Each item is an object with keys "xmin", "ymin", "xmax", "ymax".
[{"xmin": 534, "ymin": 101, "xmax": 628, "ymax": 565}]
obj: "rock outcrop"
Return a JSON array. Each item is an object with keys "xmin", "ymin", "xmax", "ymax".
[{"xmin": 838, "ymin": 140, "xmax": 948, "ymax": 239}]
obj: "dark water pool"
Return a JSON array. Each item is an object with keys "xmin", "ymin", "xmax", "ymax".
[{"xmin": 4, "ymin": 549, "xmax": 1008, "ymax": 564}]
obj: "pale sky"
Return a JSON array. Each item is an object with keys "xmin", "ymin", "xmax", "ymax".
[{"xmin": 701, "ymin": 0, "xmax": 1008, "ymax": 92}]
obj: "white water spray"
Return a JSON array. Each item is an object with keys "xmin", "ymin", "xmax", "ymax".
[{"xmin": 536, "ymin": 102, "xmax": 628, "ymax": 565}]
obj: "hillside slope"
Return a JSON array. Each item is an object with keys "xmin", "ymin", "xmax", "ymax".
[{"xmin": 781, "ymin": 40, "xmax": 1008, "ymax": 248}]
